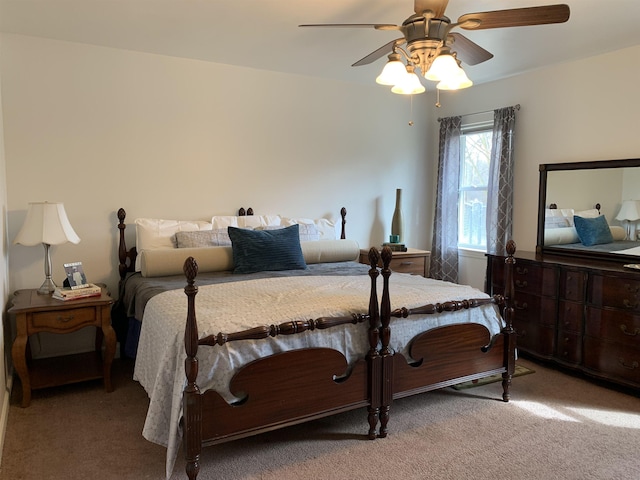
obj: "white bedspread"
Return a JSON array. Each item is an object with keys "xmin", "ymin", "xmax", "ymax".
[{"xmin": 133, "ymin": 274, "xmax": 504, "ymax": 478}]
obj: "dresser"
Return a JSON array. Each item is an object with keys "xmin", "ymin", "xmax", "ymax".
[{"xmin": 486, "ymin": 251, "xmax": 640, "ymax": 390}]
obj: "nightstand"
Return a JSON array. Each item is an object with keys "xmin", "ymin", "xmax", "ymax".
[
  {"xmin": 359, "ymin": 248, "xmax": 431, "ymax": 277},
  {"xmin": 7, "ymin": 286, "xmax": 116, "ymax": 407}
]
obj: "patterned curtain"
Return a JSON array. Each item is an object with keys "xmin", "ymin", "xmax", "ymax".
[
  {"xmin": 486, "ymin": 106, "xmax": 517, "ymax": 255},
  {"xmin": 429, "ymin": 116, "xmax": 461, "ymax": 283}
]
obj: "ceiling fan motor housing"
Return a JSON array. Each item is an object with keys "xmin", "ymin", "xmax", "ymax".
[{"xmin": 403, "ymin": 15, "xmax": 450, "ymax": 75}]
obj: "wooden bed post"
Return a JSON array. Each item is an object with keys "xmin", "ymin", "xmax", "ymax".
[
  {"xmin": 340, "ymin": 207, "xmax": 347, "ymax": 240},
  {"xmin": 378, "ymin": 246, "xmax": 394, "ymax": 438},
  {"xmin": 183, "ymin": 257, "xmax": 202, "ymax": 480},
  {"xmin": 501, "ymin": 240, "xmax": 517, "ymax": 402},
  {"xmin": 117, "ymin": 208, "xmax": 137, "ymax": 281},
  {"xmin": 366, "ymin": 247, "xmax": 381, "ymax": 440}
]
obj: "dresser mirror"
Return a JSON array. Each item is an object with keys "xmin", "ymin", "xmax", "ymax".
[{"xmin": 537, "ymin": 158, "xmax": 640, "ymax": 262}]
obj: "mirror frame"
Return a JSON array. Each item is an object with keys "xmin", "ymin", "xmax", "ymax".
[{"xmin": 537, "ymin": 158, "xmax": 640, "ymax": 262}]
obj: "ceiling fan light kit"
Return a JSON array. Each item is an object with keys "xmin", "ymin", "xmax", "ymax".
[{"xmin": 301, "ymin": 1, "xmax": 570, "ymax": 101}]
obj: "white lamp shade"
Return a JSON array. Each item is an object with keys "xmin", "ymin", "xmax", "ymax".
[
  {"xmin": 391, "ymin": 68, "xmax": 426, "ymax": 95},
  {"xmin": 425, "ymin": 53, "xmax": 460, "ymax": 81},
  {"xmin": 14, "ymin": 202, "xmax": 81, "ymax": 246},
  {"xmin": 436, "ymin": 67, "xmax": 473, "ymax": 90},
  {"xmin": 376, "ymin": 59, "xmax": 408, "ymax": 86},
  {"xmin": 615, "ymin": 200, "xmax": 640, "ymax": 221}
]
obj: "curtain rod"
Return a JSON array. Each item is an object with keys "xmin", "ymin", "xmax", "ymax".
[{"xmin": 437, "ymin": 104, "xmax": 520, "ymax": 122}]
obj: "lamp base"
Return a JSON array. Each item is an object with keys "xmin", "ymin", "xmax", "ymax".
[{"xmin": 37, "ymin": 278, "xmax": 57, "ymax": 295}]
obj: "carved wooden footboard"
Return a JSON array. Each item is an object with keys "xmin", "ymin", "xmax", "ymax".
[{"xmin": 180, "ymin": 244, "xmax": 516, "ymax": 480}]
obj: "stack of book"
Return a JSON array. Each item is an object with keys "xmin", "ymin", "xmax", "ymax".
[
  {"xmin": 382, "ymin": 242, "xmax": 407, "ymax": 252},
  {"xmin": 52, "ymin": 283, "xmax": 102, "ymax": 301}
]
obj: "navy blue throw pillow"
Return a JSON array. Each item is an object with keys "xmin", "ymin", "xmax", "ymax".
[{"xmin": 228, "ymin": 224, "xmax": 307, "ymax": 274}]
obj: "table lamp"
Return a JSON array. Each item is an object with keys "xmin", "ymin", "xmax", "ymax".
[
  {"xmin": 14, "ymin": 202, "xmax": 81, "ymax": 294},
  {"xmin": 615, "ymin": 200, "xmax": 640, "ymax": 241}
]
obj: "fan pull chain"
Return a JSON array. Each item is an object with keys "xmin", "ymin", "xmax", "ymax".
[
  {"xmin": 435, "ymin": 88, "xmax": 441, "ymax": 108},
  {"xmin": 405, "ymin": 94, "xmax": 416, "ymax": 126}
]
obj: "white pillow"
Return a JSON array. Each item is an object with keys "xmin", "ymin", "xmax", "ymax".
[
  {"xmin": 281, "ymin": 217, "xmax": 339, "ymax": 240},
  {"xmin": 574, "ymin": 208, "xmax": 601, "ymax": 218},
  {"xmin": 211, "ymin": 215, "xmax": 281, "ymax": 229},
  {"xmin": 258, "ymin": 224, "xmax": 320, "ymax": 242},
  {"xmin": 134, "ymin": 218, "xmax": 213, "ymax": 271}
]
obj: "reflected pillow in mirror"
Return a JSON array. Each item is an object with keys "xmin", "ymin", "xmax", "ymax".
[{"xmin": 573, "ymin": 215, "xmax": 614, "ymax": 246}]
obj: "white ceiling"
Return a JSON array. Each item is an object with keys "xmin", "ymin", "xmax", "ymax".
[{"xmin": 2, "ymin": 0, "xmax": 640, "ymax": 87}]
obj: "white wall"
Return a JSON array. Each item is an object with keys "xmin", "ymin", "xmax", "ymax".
[
  {"xmin": 426, "ymin": 44, "xmax": 640, "ymax": 287},
  {"xmin": 0, "ymin": 33, "xmax": 10, "ymax": 464},
  {"xmin": 0, "ymin": 33, "xmax": 432, "ymax": 357}
]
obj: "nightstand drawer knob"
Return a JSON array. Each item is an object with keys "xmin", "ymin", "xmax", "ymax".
[
  {"xmin": 400, "ymin": 261, "xmax": 414, "ymax": 266},
  {"xmin": 57, "ymin": 315, "xmax": 75, "ymax": 323}
]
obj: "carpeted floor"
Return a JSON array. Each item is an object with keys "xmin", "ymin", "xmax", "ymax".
[{"xmin": 1, "ymin": 357, "xmax": 639, "ymax": 480}]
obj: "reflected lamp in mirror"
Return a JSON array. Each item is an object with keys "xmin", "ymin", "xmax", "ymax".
[
  {"xmin": 615, "ymin": 200, "xmax": 640, "ymax": 241},
  {"xmin": 14, "ymin": 202, "xmax": 81, "ymax": 294}
]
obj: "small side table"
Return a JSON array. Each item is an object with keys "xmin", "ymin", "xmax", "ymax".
[
  {"xmin": 7, "ymin": 286, "xmax": 116, "ymax": 407},
  {"xmin": 359, "ymin": 248, "xmax": 431, "ymax": 277}
]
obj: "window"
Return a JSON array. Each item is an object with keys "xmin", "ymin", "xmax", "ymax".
[{"xmin": 458, "ymin": 125, "xmax": 493, "ymax": 250}]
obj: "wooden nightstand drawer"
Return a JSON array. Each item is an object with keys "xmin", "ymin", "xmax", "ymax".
[
  {"xmin": 30, "ymin": 307, "xmax": 98, "ymax": 332},
  {"xmin": 359, "ymin": 248, "xmax": 430, "ymax": 277},
  {"xmin": 388, "ymin": 256, "xmax": 425, "ymax": 276}
]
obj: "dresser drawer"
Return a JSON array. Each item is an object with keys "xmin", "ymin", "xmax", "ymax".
[
  {"xmin": 513, "ymin": 293, "xmax": 558, "ymax": 327},
  {"xmin": 583, "ymin": 337, "xmax": 640, "ymax": 386},
  {"xmin": 558, "ymin": 300, "xmax": 583, "ymax": 333},
  {"xmin": 556, "ymin": 331, "xmax": 582, "ymax": 365},
  {"xmin": 560, "ymin": 269, "xmax": 585, "ymax": 302},
  {"xmin": 588, "ymin": 274, "xmax": 640, "ymax": 312},
  {"xmin": 29, "ymin": 306, "xmax": 98, "ymax": 333},
  {"xmin": 585, "ymin": 306, "xmax": 640, "ymax": 348},
  {"xmin": 513, "ymin": 318, "xmax": 555, "ymax": 358},
  {"xmin": 491, "ymin": 258, "xmax": 558, "ymax": 297}
]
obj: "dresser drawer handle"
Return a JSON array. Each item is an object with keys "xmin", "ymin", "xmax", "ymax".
[
  {"xmin": 622, "ymin": 299, "xmax": 639, "ymax": 309},
  {"xmin": 399, "ymin": 261, "xmax": 414, "ymax": 266},
  {"xmin": 56, "ymin": 315, "xmax": 75, "ymax": 323},
  {"xmin": 516, "ymin": 267, "xmax": 528, "ymax": 275},
  {"xmin": 515, "ymin": 280, "xmax": 528, "ymax": 288},
  {"xmin": 618, "ymin": 357, "xmax": 639, "ymax": 370},
  {"xmin": 514, "ymin": 301, "xmax": 528, "ymax": 311},
  {"xmin": 624, "ymin": 284, "xmax": 640, "ymax": 294},
  {"xmin": 620, "ymin": 325, "xmax": 640, "ymax": 336}
]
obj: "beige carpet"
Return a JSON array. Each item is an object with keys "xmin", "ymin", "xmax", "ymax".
[{"xmin": 1, "ymin": 357, "xmax": 639, "ymax": 480}]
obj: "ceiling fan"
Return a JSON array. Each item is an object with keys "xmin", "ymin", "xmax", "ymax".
[{"xmin": 300, "ymin": 1, "xmax": 570, "ymax": 93}]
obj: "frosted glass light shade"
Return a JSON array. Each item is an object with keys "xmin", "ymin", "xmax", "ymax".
[
  {"xmin": 425, "ymin": 53, "xmax": 460, "ymax": 81},
  {"xmin": 391, "ymin": 67, "xmax": 425, "ymax": 95},
  {"xmin": 436, "ymin": 67, "xmax": 473, "ymax": 90},
  {"xmin": 376, "ymin": 55, "xmax": 408, "ymax": 86},
  {"xmin": 14, "ymin": 202, "xmax": 81, "ymax": 246}
]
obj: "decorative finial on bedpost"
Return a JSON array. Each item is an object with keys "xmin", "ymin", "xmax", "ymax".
[{"xmin": 340, "ymin": 207, "xmax": 347, "ymax": 240}]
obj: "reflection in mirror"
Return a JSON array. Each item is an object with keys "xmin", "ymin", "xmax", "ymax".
[{"xmin": 537, "ymin": 159, "xmax": 640, "ymax": 262}]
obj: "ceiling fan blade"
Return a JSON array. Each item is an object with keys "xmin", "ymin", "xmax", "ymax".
[
  {"xmin": 414, "ymin": 0, "xmax": 449, "ymax": 17},
  {"xmin": 299, "ymin": 23, "xmax": 397, "ymax": 29},
  {"xmin": 449, "ymin": 33, "xmax": 493, "ymax": 66},
  {"xmin": 352, "ymin": 38, "xmax": 405, "ymax": 67},
  {"xmin": 458, "ymin": 4, "xmax": 570, "ymax": 30}
]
